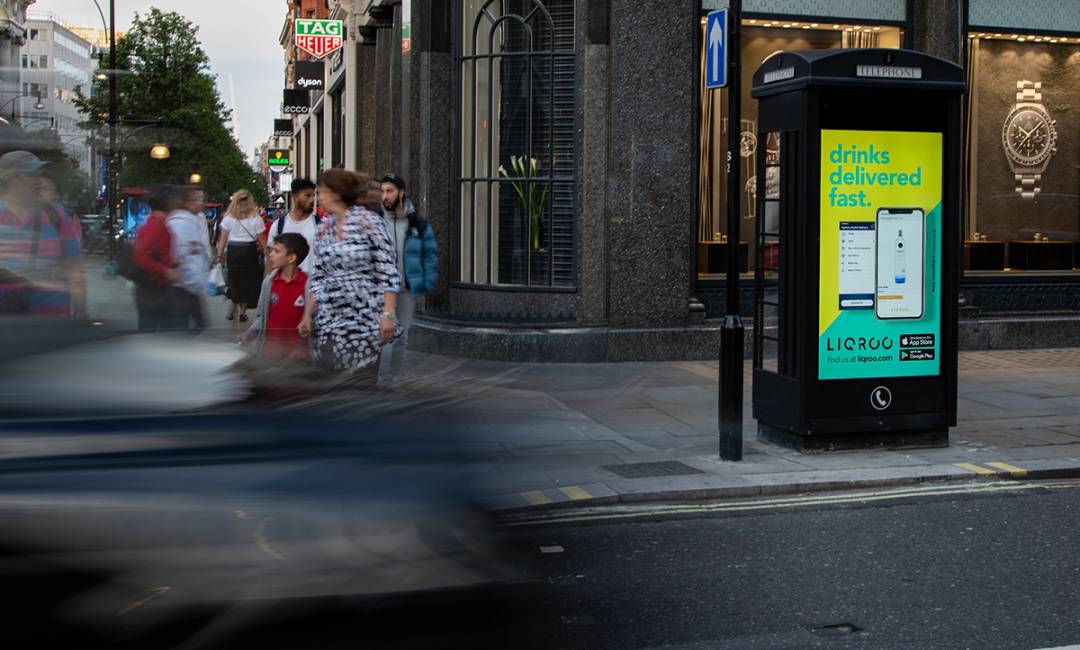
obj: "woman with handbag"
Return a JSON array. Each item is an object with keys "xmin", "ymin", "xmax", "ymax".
[{"xmin": 215, "ymin": 190, "xmax": 265, "ymax": 323}]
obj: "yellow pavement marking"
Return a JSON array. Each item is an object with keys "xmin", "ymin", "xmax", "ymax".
[
  {"xmin": 522, "ymin": 490, "xmax": 554, "ymax": 505},
  {"xmin": 954, "ymin": 462, "xmax": 998, "ymax": 476},
  {"xmin": 559, "ymin": 486, "xmax": 593, "ymax": 501},
  {"xmin": 985, "ymin": 461, "xmax": 1028, "ymax": 478}
]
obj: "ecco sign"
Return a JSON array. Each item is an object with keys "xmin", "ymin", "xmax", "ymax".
[
  {"xmin": 296, "ymin": 19, "xmax": 344, "ymax": 59},
  {"xmin": 273, "ymin": 119, "xmax": 292, "ymax": 137},
  {"xmin": 295, "ymin": 60, "xmax": 324, "ymax": 90},
  {"xmin": 282, "ymin": 89, "xmax": 309, "ymax": 114}
]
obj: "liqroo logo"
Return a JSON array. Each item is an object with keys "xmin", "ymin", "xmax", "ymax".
[{"xmin": 870, "ymin": 386, "xmax": 892, "ymax": 411}]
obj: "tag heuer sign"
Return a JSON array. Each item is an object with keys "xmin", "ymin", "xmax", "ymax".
[
  {"xmin": 273, "ymin": 119, "xmax": 293, "ymax": 137},
  {"xmin": 295, "ymin": 60, "xmax": 325, "ymax": 90},
  {"xmin": 267, "ymin": 150, "xmax": 291, "ymax": 172},
  {"xmin": 295, "ymin": 19, "xmax": 344, "ymax": 59},
  {"xmin": 282, "ymin": 89, "xmax": 309, "ymax": 115}
]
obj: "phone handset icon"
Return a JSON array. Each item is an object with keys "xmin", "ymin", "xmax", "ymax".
[{"xmin": 871, "ymin": 386, "xmax": 892, "ymax": 411}]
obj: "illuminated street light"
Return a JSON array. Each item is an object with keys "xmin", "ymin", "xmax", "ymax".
[
  {"xmin": 150, "ymin": 143, "xmax": 171, "ymax": 159},
  {"xmin": 189, "ymin": 172, "xmax": 203, "ymax": 184}
]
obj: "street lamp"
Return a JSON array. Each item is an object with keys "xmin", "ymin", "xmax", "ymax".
[
  {"xmin": 150, "ymin": 143, "xmax": 171, "ymax": 159},
  {"xmin": 189, "ymin": 172, "xmax": 203, "ymax": 184},
  {"xmin": 0, "ymin": 93, "xmax": 45, "ymax": 120}
]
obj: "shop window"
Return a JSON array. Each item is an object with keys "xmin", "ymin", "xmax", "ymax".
[
  {"xmin": 697, "ymin": 21, "xmax": 902, "ymax": 282},
  {"xmin": 457, "ymin": 0, "xmax": 576, "ymax": 288},
  {"xmin": 965, "ymin": 33, "xmax": 1080, "ymax": 273}
]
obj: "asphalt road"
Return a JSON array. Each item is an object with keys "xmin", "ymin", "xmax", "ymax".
[{"xmin": 506, "ymin": 480, "xmax": 1080, "ymax": 650}]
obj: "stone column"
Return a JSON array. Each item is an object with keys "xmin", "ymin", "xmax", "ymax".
[
  {"xmin": 605, "ymin": 0, "xmax": 698, "ymax": 332},
  {"xmin": 910, "ymin": 0, "xmax": 963, "ymax": 63},
  {"xmin": 357, "ymin": 40, "xmax": 377, "ymax": 172},
  {"xmin": 372, "ymin": 12, "xmax": 395, "ymax": 174}
]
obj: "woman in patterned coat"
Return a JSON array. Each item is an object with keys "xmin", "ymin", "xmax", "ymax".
[{"xmin": 298, "ymin": 169, "xmax": 400, "ymax": 383}]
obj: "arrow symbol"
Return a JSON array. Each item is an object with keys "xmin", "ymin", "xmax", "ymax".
[{"xmin": 709, "ymin": 17, "xmax": 724, "ymax": 83}]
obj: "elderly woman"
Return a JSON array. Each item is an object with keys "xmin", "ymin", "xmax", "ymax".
[{"xmin": 298, "ymin": 169, "xmax": 400, "ymax": 384}]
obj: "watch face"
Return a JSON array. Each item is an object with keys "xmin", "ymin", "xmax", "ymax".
[{"xmin": 1002, "ymin": 105, "xmax": 1058, "ymax": 166}]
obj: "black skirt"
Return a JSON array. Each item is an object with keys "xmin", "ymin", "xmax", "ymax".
[{"xmin": 226, "ymin": 242, "xmax": 262, "ymax": 306}]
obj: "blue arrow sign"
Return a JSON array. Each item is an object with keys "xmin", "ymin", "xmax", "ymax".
[{"xmin": 705, "ymin": 9, "xmax": 728, "ymax": 89}]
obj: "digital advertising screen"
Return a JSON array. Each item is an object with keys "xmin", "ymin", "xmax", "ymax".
[{"xmin": 818, "ymin": 129, "xmax": 943, "ymax": 381}]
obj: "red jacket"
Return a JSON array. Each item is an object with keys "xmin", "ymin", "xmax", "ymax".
[{"xmin": 133, "ymin": 212, "xmax": 175, "ymax": 285}]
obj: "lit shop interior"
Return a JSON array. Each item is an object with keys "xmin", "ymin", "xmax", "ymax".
[{"xmin": 965, "ymin": 31, "xmax": 1080, "ymax": 274}]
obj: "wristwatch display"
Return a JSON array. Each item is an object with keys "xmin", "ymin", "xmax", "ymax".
[{"xmin": 1001, "ymin": 80, "xmax": 1058, "ymax": 200}]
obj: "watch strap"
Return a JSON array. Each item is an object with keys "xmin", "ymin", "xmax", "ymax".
[
  {"xmin": 1016, "ymin": 80, "xmax": 1042, "ymax": 103},
  {"xmin": 1015, "ymin": 173, "xmax": 1041, "ymax": 200}
]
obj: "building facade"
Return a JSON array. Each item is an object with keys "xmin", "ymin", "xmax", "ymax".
[
  {"xmin": 268, "ymin": 0, "xmax": 1080, "ymax": 361},
  {"xmin": 21, "ymin": 16, "xmax": 94, "ymax": 173},
  {"xmin": 0, "ymin": 0, "xmax": 33, "ymax": 113}
]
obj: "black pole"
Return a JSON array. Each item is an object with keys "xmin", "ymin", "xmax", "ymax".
[
  {"xmin": 107, "ymin": 0, "xmax": 118, "ymax": 263},
  {"xmin": 719, "ymin": 0, "xmax": 744, "ymax": 461}
]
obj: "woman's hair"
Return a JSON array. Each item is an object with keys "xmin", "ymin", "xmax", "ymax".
[
  {"xmin": 319, "ymin": 168, "xmax": 370, "ymax": 206},
  {"xmin": 227, "ymin": 189, "xmax": 258, "ymax": 218}
]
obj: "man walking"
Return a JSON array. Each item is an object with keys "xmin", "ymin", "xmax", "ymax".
[
  {"xmin": 264, "ymin": 178, "xmax": 318, "ymax": 274},
  {"xmin": 166, "ymin": 185, "xmax": 211, "ymax": 332},
  {"xmin": 379, "ymin": 173, "xmax": 437, "ymax": 378}
]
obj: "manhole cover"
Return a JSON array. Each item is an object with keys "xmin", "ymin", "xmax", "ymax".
[{"xmin": 601, "ymin": 461, "xmax": 705, "ymax": 479}]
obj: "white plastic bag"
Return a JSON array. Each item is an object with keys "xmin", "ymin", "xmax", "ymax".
[{"xmin": 207, "ymin": 264, "xmax": 226, "ymax": 297}]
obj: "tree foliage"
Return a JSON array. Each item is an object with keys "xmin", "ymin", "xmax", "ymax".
[{"xmin": 75, "ymin": 8, "xmax": 267, "ymax": 206}]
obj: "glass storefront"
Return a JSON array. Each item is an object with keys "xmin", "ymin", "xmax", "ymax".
[
  {"xmin": 965, "ymin": 32, "xmax": 1080, "ymax": 273},
  {"xmin": 697, "ymin": 19, "xmax": 902, "ymax": 281}
]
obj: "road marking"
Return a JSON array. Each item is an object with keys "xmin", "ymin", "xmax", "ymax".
[
  {"xmin": 522, "ymin": 490, "xmax": 553, "ymax": 506},
  {"xmin": 117, "ymin": 586, "xmax": 171, "ymax": 617},
  {"xmin": 954, "ymin": 462, "xmax": 998, "ymax": 476},
  {"xmin": 559, "ymin": 486, "xmax": 592, "ymax": 501},
  {"xmin": 985, "ymin": 461, "xmax": 1028, "ymax": 478},
  {"xmin": 502, "ymin": 480, "xmax": 1080, "ymax": 527},
  {"xmin": 254, "ymin": 517, "xmax": 289, "ymax": 562},
  {"xmin": 1030, "ymin": 645, "xmax": 1080, "ymax": 649},
  {"xmin": 539, "ymin": 545, "xmax": 565, "ymax": 554}
]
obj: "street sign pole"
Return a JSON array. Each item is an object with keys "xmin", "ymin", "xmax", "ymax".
[{"xmin": 719, "ymin": 0, "xmax": 743, "ymax": 461}]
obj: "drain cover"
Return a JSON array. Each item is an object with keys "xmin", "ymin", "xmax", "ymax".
[{"xmin": 601, "ymin": 461, "xmax": 705, "ymax": 479}]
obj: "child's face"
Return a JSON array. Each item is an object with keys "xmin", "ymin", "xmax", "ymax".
[{"xmin": 268, "ymin": 242, "xmax": 296, "ymax": 270}]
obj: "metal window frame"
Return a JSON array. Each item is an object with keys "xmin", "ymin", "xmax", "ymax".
[{"xmin": 454, "ymin": 0, "xmax": 577, "ymax": 290}]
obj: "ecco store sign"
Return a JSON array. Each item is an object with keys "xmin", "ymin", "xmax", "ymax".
[
  {"xmin": 295, "ymin": 61, "xmax": 325, "ymax": 90},
  {"xmin": 296, "ymin": 19, "xmax": 344, "ymax": 59},
  {"xmin": 282, "ymin": 89, "xmax": 309, "ymax": 114}
]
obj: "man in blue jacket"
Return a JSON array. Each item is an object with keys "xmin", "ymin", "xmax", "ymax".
[{"xmin": 379, "ymin": 173, "xmax": 438, "ymax": 378}]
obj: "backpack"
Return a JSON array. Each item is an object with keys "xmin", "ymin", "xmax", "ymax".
[{"xmin": 115, "ymin": 241, "xmax": 150, "ymax": 285}]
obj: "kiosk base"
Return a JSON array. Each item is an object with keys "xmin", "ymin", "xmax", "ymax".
[{"xmin": 758, "ymin": 423, "xmax": 948, "ymax": 453}]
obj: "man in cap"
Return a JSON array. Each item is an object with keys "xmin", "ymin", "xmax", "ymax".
[
  {"xmin": 379, "ymin": 173, "xmax": 438, "ymax": 379},
  {"xmin": 0, "ymin": 151, "xmax": 85, "ymax": 316}
]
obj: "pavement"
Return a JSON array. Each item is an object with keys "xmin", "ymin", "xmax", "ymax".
[{"xmin": 8, "ymin": 257, "xmax": 1080, "ymax": 515}]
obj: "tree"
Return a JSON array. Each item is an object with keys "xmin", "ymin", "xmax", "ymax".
[{"xmin": 74, "ymin": 8, "xmax": 267, "ymax": 207}]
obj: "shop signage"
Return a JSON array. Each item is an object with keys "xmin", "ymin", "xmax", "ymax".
[
  {"xmin": 273, "ymin": 119, "xmax": 293, "ymax": 137},
  {"xmin": 295, "ymin": 18, "xmax": 344, "ymax": 59},
  {"xmin": 282, "ymin": 89, "xmax": 309, "ymax": 114},
  {"xmin": 705, "ymin": 9, "xmax": 728, "ymax": 89},
  {"xmin": 295, "ymin": 60, "xmax": 325, "ymax": 90},
  {"xmin": 402, "ymin": 0, "xmax": 412, "ymax": 53},
  {"xmin": 856, "ymin": 65, "xmax": 923, "ymax": 80},
  {"xmin": 817, "ymin": 129, "xmax": 943, "ymax": 381},
  {"xmin": 267, "ymin": 149, "xmax": 291, "ymax": 172}
]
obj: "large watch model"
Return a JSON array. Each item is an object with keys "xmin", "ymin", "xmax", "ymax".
[{"xmin": 1001, "ymin": 80, "xmax": 1058, "ymax": 200}]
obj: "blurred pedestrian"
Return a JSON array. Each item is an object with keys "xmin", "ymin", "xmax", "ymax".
[
  {"xmin": 241, "ymin": 232, "xmax": 310, "ymax": 359},
  {"xmin": 215, "ymin": 189, "xmax": 265, "ymax": 322},
  {"xmin": 298, "ymin": 169, "xmax": 400, "ymax": 386},
  {"xmin": 379, "ymin": 173, "xmax": 438, "ymax": 379},
  {"xmin": 131, "ymin": 184, "xmax": 179, "ymax": 331},
  {"xmin": 264, "ymin": 177, "xmax": 318, "ymax": 274},
  {"xmin": 0, "ymin": 151, "xmax": 86, "ymax": 317},
  {"xmin": 165, "ymin": 185, "xmax": 210, "ymax": 332}
]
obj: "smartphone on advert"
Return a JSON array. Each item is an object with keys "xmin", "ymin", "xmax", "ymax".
[{"xmin": 875, "ymin": 207, "xmax": 924, "ymax": 320}]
